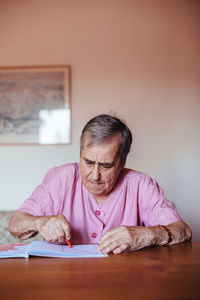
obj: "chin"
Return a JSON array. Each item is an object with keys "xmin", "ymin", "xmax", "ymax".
[
  {"xmin": 87, "ymin": 186, "xmax": 107, "ymax": 196},
  {"xmin": 89, "ymin": 187, "xmax": 105, "ymax": 195}
]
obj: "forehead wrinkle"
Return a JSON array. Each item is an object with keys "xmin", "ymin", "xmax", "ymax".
[{"xmin": 83, "ymin": 156, "xmax": 115, "ymax": 165}]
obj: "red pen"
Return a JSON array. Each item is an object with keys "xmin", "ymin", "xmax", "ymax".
[{"xmin": 66, "ymin": 238, "xmax": 72, "ymax": 248}]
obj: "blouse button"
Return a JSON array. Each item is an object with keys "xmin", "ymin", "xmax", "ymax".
[
  {"xmin": 92, "ymin": 233, "xmax": 97, "ymax": 238},
  {"xmin": 95, "ymin": 210, "xmax": 100, "ymax": 216}
]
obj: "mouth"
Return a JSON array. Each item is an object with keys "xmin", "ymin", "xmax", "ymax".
[{"xmin": 90, "ymin": 181, "xmax": 103, "ymax": 185}]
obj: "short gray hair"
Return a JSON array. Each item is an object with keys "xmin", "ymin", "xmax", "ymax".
[{"xmin": 80, "ymin": 114, "xmax": 132, "ymax": 165}]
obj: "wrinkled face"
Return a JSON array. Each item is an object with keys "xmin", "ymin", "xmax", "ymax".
[{"xmin": 80, "ymin": 134, "xmax": 124, "ymax": 202}]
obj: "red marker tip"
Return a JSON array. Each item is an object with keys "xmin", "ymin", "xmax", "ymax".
[{"xmin": 66, "ymin": 238, "xmax": 72, "ymax": 248}]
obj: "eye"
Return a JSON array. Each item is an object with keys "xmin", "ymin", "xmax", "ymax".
[
  {"xmin": 101, "ymin": 163, "xmax": 113, "ymax": 169},
  {"xmin": 85, "ymin": 160, "xmax": 93, "ymax": 166}
]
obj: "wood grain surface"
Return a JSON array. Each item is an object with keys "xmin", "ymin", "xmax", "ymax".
[{"xmin": 0, "ymin": 242, "xmax": 199, "ymax": 300}]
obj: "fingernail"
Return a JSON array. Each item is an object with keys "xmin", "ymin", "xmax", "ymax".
[{"xmin": 113, "ymin": 249, "xmax": 120, "ymax": 254}]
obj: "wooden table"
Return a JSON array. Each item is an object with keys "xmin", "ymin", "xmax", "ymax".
[{"xmin": 0, "ymin": 242, "xmax": 200, "ymax": 300}]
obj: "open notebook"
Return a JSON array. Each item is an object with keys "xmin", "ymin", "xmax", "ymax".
[{"xmin": 0, "ymin": 241, "xmax": 108, "ymax": 258}]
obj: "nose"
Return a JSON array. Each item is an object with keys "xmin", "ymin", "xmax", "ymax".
[{"xmin": 92, "ymin": 163, "xmax": 101, "ymax": 181}]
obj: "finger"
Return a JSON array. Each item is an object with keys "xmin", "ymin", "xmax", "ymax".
[
  {"xmin": 52, "ymin": 218, "xmax": 70, "ymax": 242},
  {"xmin": 61, "ymin": 221, "xmax": 71, "ymax": 240},
  {"xmin": 113, "ymin": 243, "xmax": 128, "ymax": 254},
  {"xmin": 98, "ymin": 229, "xmax": 123, "ymax": 250},
  {"xmin": 102, "ymin": 241, "xmax": 120, "ymax": 254},
  {"xmin": 98, "ymin": 238, "xmax": 123, "ymax": 254},
  {"xmin": 40, "ymin": 226, "xmax": 51, "ymax": 241},
  {"xmin": 99, "ymin": 228, "xmax": 119, "ymax": 243},
  {"xmin": 98, "ymin": 234, "xmax": 115, "ymax": 251},
  {"xmin": 103, "ymin": 241, "xmax": 129, "ymax": 254},
  {"xmin": 99, "ymin": 226, "xmax": 127, "ymax": 244},
  {"xmin": 43, "ymin": 227, "xmax": 58, "ymax": 242},
  {"xmin": 54, "ymin": 226, "xmax": 66, "ymax": 243},
  {"xmin": 98, "ymin": 228, "xmax": 131, "ymax": 254}
]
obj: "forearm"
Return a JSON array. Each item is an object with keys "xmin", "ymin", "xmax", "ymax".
[
  {"xmin": 149, "ymin": 220, "xmax": 192, "ymax": 247},
  {"xmin": 9, "ymin": 211, "xmax": 71, "ymax": 243},
  {"xmin": 9, "ymin": 211, "xmax": 45, "ymax": 240}
]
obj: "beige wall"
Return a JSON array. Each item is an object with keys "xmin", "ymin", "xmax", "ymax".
[{"xmin": 0, "ymin": 0, "xmax": 199, "ymax": 240}]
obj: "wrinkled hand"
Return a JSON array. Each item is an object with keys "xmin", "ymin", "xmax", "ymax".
[
  {"xmin": 97, "ymin": 225, "xmax": 152, "ymax": 254},
  {"xmin": 36, "ymin": 214, "xmax": 71, "ymax": 244}
]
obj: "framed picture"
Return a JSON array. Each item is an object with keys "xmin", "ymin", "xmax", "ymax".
[{"xmin": 0, "ymin": 65, "xmax": 71, "ymax": 145}]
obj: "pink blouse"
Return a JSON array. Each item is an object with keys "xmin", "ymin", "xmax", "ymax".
[{"xmin": 19, "ymin": 163, "xmax": 182, "ymax": 244}]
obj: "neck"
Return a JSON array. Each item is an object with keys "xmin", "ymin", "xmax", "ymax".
[{"xmin": 94, "ymin": 195, "xmax": 108, "ymax": 205}]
